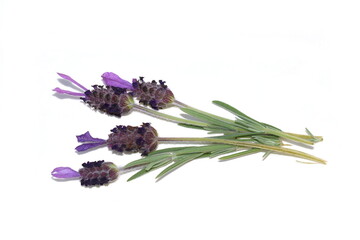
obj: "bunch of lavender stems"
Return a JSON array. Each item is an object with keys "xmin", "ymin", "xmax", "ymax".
[
  {"xmin": 52, "ymin": 72, "xmax": 325, "ymax": 185},
  {"xmin": 53, "ymin": 72, "xmax": 322, "ymax": 147}
]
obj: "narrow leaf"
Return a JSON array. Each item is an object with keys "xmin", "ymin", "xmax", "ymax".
[
  {"xmin": 127, "ymin": 160, "xmax": 172, "ymax": 181},
  {"xmin": 219, "ymin": 149, "xmax": 261, "ymax": 161},
  {"xmin": 208, "ymin": 147, "xmax": 238, "ymax": 158},
  {"xmin": 212, "ymin": 100, "xmax": 264, "ymax": 127},
  {"xmin": 124, "ymin": 153, "xmax": 173, "ymax": 168},
  {"xmin": 174, "ymin": 144, "xmax": 232, "ymax": 155},
  {"xmin": 148, "ymin": 147, "xmax": 188, "ymax": 156},
  {"xmin": 177, "ymin": 123, "xmax": 205, "ymax": 130},
  {"xmin": 181, "ymin": 108, "xmax": 240, "ymax": 131},
  {"xmin": 156, "ymin": 153, "xmax": 203, "ymax": 179}
]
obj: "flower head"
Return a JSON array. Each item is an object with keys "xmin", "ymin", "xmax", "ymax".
[
  {"xmin": 75, "ymin": 123, "xmax": 158, "ymax": 156},
  {"xmin": 79, "ymin": 160, "xmax": 119, "ymax": 186},
  {"xmin": 54, "ymin": 73, "xmax": 134, "ymax": 117},
  {"xmin": 51, "ymin": 161, "xmax": 120, "ymax": 187},
  {"xmin": 131, "ymin": 77, "xmax": 175, "ymax": 110}
]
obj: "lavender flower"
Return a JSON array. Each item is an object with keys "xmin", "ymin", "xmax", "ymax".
[
  {"xmin": 102, "ymin": 73, "xmax": 175, "ymax": 110},
  {"xmin": 79, "ymin": 161, "xmax": 119, "ymax": 186},
  {"xmin": 76, "ymin": 123, "xmax": 158, "ymax": 156},
  {"xmin": 51, "ymin": 161, "xmax": 120, "ymax": 187},
  {"xmin": 54, "ymin": 73, "xmax": 134, "ymax": 117}
]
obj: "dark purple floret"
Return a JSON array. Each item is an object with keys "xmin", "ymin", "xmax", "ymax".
[
  {"xmin": 149, "ymin": 99, "xmax": 159, "ymax": 110},
  {"xmin": 82, "ymin": 160, "xmax": 104, "ymax": 168}
]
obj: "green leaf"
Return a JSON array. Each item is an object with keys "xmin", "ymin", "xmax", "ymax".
[
  {"xmin": 177, "ymin": 123, "xmax": 206, "ymax": 130},
  {"xmin": 127, "ymin": 160, "xmax": 172, "ymax": 181},
  {"xmin": 156, "ymin": 153, "xmax": 204, "ymax": 179},
  {"xmin": 219, "ymin": 149, "xmax": 261, "ymax": 161},
  {"xmin": 174, "ymin": 144, "xmax": 232, "ymax": 155},
  {"xmin": 212, "ymin": 101, "xmax": 264, "ymax": 127},
  {"xmin": 147, "ymin": 147, "xmax": 188, "ymax": 156},
  {"xmin": 208, "ymin": 147, "xmax": 238, "ymax": 158},
  {"xmin": 210, "ymin": 132, "xmax": 260, "ymax": 139},
  {"xmin": 181, "ymin": 108, "xmax": 240, "ymax": 131},
  {"xmin": 305, "ymin": 128, "xmax": 315, "ymax": 138},
  {"xmin": 124, "ymin": 153, "xmax": 173, "ymax": 168},
  {"xmin": 262, "ymin": 151, "xmax": 272, "ymax": 160},
  {"xmin": 252, "ymin": 135, "xmax": 281, "ymax": 146}
]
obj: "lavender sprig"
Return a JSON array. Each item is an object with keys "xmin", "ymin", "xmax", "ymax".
[
  {"xmin": 51, "ymin": 160, "xmax": 120, "ymax": 187},
  {"xmin": 53, "ymin": 73, "xmax": 208, "ymax": 126},
  {"xmin": 53, "ymin": 73, "xmax": 314, "ymax": 149},
  {"xmin": 75, "ymin": 123, "xmax": 326, "ymax": 166}
]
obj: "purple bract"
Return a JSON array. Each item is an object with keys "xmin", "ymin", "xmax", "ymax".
[
  {"xmin": 51, "ymin": 167, "xmax": 81, "ymax": 179},
  {"xmin": 101, "ymin": 72, "xmax": 134, "ymax": 90}
]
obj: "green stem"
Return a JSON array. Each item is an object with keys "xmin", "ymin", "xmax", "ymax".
[
  {"xmin": 174, "ymin": 100, "xmax": 319, "ymax": 145},
  {"xmin": 158, "ymin": 137, "xmax": 326, "ymax": 164},
  {"xmin": 133, "ymin": 104, "xmax": 208, "ymax": 127},
  {"xmin": 263, "ymin": 128, "xmax": 314, "ymax": 145},
  {"xmin": 285, "ymin": 132, "xmax": 323, "ymax": 142}
]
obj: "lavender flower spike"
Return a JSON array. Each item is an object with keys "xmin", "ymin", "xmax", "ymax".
[
  {"xmin": 51, "ymin": 167, "xmax": 81, "ymax": 179},
  {"xmin": 75, "ymin": 131, "xmax": 107, "ymax": 152},
  {"xmin": 54, "ymin": 72, "xmax": 135, "ymax": 117},
  {"xmin": 101, "ymin": 72, "xmax": 134, "ymax": 90},
  {"xmin": 51, "ymin": 161, "xmax": 120, "ymax": 186}
]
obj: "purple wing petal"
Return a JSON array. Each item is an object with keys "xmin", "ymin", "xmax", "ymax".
[
  {"xmin": 76, "ymin": 131, "xmax": 106, "ymax": 143},
  {"xmin": 53, "ymin": 87, "xmax": 86, "ymax": 97},
  {"xmin": 52, "ymin": 167, "xmax": 81, "ymax": 179},
  {"xmin": 57, "ymin": 73, "xmax": 88, "ymax": 91},
  {"xmin": 101, "ymin": 72, "xmax": 134, "ymax": 90},
  {"xmin": 75, "ymin": 142, "xmax": 106, "ymax": 152}
]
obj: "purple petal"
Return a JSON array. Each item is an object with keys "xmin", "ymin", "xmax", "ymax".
[
  {"xmin": 76, "ymin": 131, "xmax": 106, "ymax": 143},
  {"xmin": 57, "ymin": 73, "xmax": 88, "ymax": 91},
  {"xmin": 53, "ymin": 87, "xmax": 86, "ymax": 97},
  {"xmin": 75, "ymin": 142, "xmax": 106, "ymax": 152},
  {"xmin": 101, "ymin": 72, "xmax": 134, "ymax": 90},
  {"xmin": 52, "ymin": 167, "xmax": 81, "ymax": 179}
]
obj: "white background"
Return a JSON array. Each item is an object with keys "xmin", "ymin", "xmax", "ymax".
[{"xmin": 1, "ymin": 0, "xmax": 359, "ymax": 239}]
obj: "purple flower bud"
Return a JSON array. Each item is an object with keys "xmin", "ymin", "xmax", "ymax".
[
  {"xmin": 79, "ymin": 161, "xmax": 119, "ymax": 187},
  {"xmin": 131, "ymin": 77, "xmax": 175, "ymax": 110},
  {"xmin": 51, "ymin": 167, "xmax": 81, "ymax": 179},
  {"xmin": 101, "ymin": 72, "xmax": 134, "ymax": 90}
]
